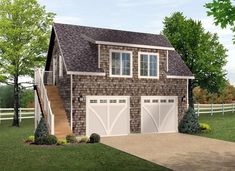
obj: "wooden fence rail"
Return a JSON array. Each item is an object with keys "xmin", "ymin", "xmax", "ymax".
[
  {"xmin": 0, "ymin": 108, "xmax": 34, "ymax": 123},
  {"xmin": 194, "ymin": 103, "xmax": 235, "ymax": 116}
]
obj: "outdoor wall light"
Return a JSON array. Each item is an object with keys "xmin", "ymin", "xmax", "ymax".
[
  {"xmin": 78, "ymin": 95, "xmax": 85, "ymax": 102},
  {"xmin": 182, "ymin": 95, "xmax": 186, "ymax": 102}
]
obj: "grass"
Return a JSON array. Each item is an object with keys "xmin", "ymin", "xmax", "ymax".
[
  {"xmin": 198, "ymin": 112, "xmax": 235, "ymax": 142},
  {"xmin": 0, "ymin": 120, "xmax": 169, "ymax": 171}
]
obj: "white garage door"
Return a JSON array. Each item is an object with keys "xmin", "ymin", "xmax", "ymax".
[
  {"xmin": 86, "ymin": 96, "xmax": 130, "ymax": 137},
  {"xmin": 141, "ymin": 96, "xmax": 178, "ymax": 133}
]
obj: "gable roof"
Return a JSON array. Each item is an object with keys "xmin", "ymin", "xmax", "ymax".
[{"xmin": 46, "ymin": 23, "xmax": 193, "ymax": 77}]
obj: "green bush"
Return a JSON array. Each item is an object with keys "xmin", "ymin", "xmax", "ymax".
[
  {"xmin": 41, "ymin": 135, "xmax": 58, "ymax": 145},
  {"xmin": 57, "ymin": 139, "xmax": 67, "ymax": 145},
  {"xmin": 78, "ymin": 136, "xmax": 89, "ymax": 143},
  {"xmin": 178, "ymin": 107, "xmax": 201, "ymax": 134},
  {"xmin": 24, "ymin": 135, "xmax": 35, "ymax": 143},
  {"xmin": 89, "ymin": 133, "xmax": 100, "ymax": 143},
  {"xmin": 34, "ymin": 118, "xmax": 49, "ymax": 145},
  {"xmin": 200, "ymin": 123, "xmax": 211, "ymax": 132},
  {"xmin": 66, "ymin": 134, "xmax": 78, "ymax": 143}
]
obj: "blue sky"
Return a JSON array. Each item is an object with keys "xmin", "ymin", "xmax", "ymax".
[{"xmin": 39, "ymin": 0, "xmax": 235, "ymax": 85}]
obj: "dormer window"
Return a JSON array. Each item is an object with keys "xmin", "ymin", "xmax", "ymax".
[
  {"xmin": 138, "ymin": 52, "xmax": 159, "ymax": 79},
  {"xmin": 110, "ymin": 50, "xmax": 132, "ymax": 77}
]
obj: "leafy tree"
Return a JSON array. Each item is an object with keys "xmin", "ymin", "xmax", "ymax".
[
  {"xmin": 162, "ymin": 12, "xmax": 227, "ymax": 108},
  {"xmin": 205, "ymin": 0, "xmax": 235, "ymax": 43},
  {"xmin": 0, "ymin": 85, "xmax": 14, "ymax": 108},
  {"xmin": 0, "ymin": 0, "xmax": 55, "ymax": 126}
]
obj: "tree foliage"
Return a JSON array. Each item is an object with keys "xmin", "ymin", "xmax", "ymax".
[
  {"xmin": 0, "ymin": 85, "xmax": 34, "ymax": 107},
  {"xmin": 0, "ymin": 0, "xmax": 55, "ymax": 126},
  {"xmin": 162, "ymin": 12, "xmax": 228, "ymax": 107},
  {"xmin": 205, "ymin": 0, "xmax": 235, "ymax": 43},
  {"xmin": 193, "ymin": 83, "xmax": 235, "ymax": 104}
]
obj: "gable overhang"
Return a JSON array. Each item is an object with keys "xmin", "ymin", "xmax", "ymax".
[
  {"xmin": 166, "ymin": 75, "xmax": 195, "ymax": 79},
  {"xmin": 45, "ymin": 28, "xmax": 55, "ymax": 71},
  {"xmin": 67, "ymin": 71, "xmax": 105, "ymax": 76},
  {"xmin": 95, "ymin": 41, "xmax": 175, "ymax": 51}
]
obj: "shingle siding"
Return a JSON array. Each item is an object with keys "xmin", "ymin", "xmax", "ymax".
[{"xmin": 71, "ymin": 45, "xmax": 188, "ymax": 135}]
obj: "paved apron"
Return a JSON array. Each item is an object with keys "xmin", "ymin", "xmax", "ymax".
[{"xmin": 102, "ymin": 133, "xmax": 235, "ymax": 171}]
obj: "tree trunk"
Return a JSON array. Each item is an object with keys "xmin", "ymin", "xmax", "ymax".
[
  {"xmin": 188, "ymin": 79, "xmax": 194, "ymax": 109},
  {"xmin": 12, "ymin": 75, "xmax": 20, "ymax": 127}
]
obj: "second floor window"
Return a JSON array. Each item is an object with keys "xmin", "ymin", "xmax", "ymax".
[
  {"xmin": 139, "ymin": 52, "xmax": 159, "ymax": 78},
  {"xmin": 110, "ymin": 50, "xmax": 132, "ymax": 77}
]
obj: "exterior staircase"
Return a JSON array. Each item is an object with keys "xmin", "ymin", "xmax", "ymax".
[{"xmin": 45, "ymin": 85, "xmax": 71, "ymax": 139}]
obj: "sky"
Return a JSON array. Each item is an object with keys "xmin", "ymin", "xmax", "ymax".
[{"xmin": 38, "ymin": 0, "xmax": 235, "ymax": 85}]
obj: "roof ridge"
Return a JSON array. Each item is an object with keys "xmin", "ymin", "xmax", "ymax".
[{"xmin": 53, "ymin": 22, "xmax": 163, "ymax": 37}]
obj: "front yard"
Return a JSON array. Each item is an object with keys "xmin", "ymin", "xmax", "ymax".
[
  {"xmin": 0, "ymin": 120, "xmax": 168, "ymax": 171},
  {"xmin": 198, "ymin": 112, "xmax": 235, "ymax": 142}
]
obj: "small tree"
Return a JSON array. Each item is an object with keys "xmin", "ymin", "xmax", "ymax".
[
  {"xmin": 178, "ymin": 107, "xmax": 201, "ymax": 134},
  {"xmin": 0, "ymin": 0, "xmax": 55, "ymax": 127}
]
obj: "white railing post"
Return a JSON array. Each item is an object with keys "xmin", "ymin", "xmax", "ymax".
[
  {"xmin": 51, "ymin": 114, "xmax": 55, "ymax": 135},
  {"xmin": 0, "ymin": 108, "xmax": 1, "ymax": 124},
  {"xmin": 197, "ymin": 103, "xmax": 199, "ymax": 116},
  {"xmin": 211, "ymin": 103, "xmax": 213, "ymax": 116}
]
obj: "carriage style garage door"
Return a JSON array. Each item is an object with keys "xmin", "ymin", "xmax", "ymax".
[
  {"xmin": 86, "ymin": 96, "xmax": 130, "ymax": 137},
  {"xmin": 141, "ymin": 96, "xmax": 178, "ymax": 133}
]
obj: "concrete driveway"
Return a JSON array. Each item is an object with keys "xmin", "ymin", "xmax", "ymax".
[{"xmin": 101, "ymin": 133, "xmax": 235, "ymax": 171}]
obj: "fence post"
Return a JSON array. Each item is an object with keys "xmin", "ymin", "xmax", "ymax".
[
  {"xmin": 232, "ymin": 103, "xmax": 234, "ymax": 113},
  {"xmin": 0, "ymin": 108, "xmax": 1, "ymax": 124},
  {"xmin": 211, "ymin": 103, "xmax": 213, "ymax": 116},
  {"xmin": 222, "ymin": 103, "xmax": 224, "ymax": 115},
  {"xmin": 19, "ymin": 108, "xmax": 22, "ymax": 122},
  {"xmin": 197, "ymin": 103, "xmax": 199, "ymax": 116}
]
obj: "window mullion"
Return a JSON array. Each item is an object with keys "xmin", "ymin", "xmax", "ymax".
[
  {"xmin": 148, "ymin": 55, "xmax": 150, "ymax": 77},
  {"xmin": 120, "ymin": 53, "xmax": 122, "ymax": 76}
]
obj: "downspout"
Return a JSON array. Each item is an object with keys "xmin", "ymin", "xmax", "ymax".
[
  {"xmin": 98, "ymin": 44, "xmax": 100, "ymax": 68},
  {"xmin": 70, "ymin": 74, "xmax": 73, "ymax": 131}
]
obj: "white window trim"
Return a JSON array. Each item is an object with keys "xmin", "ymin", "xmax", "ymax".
[
  {"xmin": 109, "ymin": 49, "xmax": 133, "ymax": 78},
  {"xmin": 138, "ymin": 52, "xmax": 159, "ymax": 79}
]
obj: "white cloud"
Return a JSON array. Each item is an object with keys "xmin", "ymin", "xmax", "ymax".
[
  {"xmin": 55, "ymin": 16, "xmax": 84, "ymax": 25},
  {"xmin": 116, "ymin": 0, "xmax": 189, "ymax": 8}
]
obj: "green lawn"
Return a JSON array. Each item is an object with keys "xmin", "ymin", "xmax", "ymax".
[
  {"xmin": 0, "ymin": 120, "xmax": 169, "ymax": 171},
  {"xmin": 198, "ymin": 112, "xmax": 235, "ymax": 142}
]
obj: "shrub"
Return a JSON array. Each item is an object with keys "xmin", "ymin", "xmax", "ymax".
[
  {"xmin": 200, "ymin": 123, "xmax": 211, "ymax": 132},
  {"xmin": 66, "ymin": 134, "xmax": 78, "ymax": 143},
  {"xmin": 178, "ymin": 107, "xmax": 201, "ymax": 134},
  {"xmin": 41, "ymin": 135, "xmax": 58, "ymax": 145},
  {"xmin": 34, "ymin": 118, "xmax": 49, "ymax": 145},
  {"xmin": 89, "ymin": 133, "xmax": 100, "ymax": 143},
  {"xmin": 78, "ymin": 136, "xmax": 89, "ymax": 143},
  {"xmin": 57, "ymin": 139, "xmax": 67, "ymax": 145},
  {"xmin": 25, "ymin": 135, "xmax": 35, "ymax": 143}
]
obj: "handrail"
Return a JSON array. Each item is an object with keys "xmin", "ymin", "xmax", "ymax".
[
  {"xmin": 33, "ymin": 85, "xmax": 45, "ymax": 118},
  {"xmin": 34, "ymin": 68, "xmax": 55, "ymax": 135}
]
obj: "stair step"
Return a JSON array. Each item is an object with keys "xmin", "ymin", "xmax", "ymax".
[{"xmin": 45, "ymin": 85, "xmax": 72, "ymax": 139}]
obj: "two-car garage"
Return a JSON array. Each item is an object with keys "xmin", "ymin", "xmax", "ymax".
[{"xmin": 86, "ymin": 96, "xmax": 178, "ymax": 137}]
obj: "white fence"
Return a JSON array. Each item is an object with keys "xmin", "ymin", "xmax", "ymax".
[
  {"xmin": 194, "ymin": 103, "xmax": 235, "ymax": 116},
  {"xmin": 0, "ymin": 108, "xmax": 34, "ymax": 123}
]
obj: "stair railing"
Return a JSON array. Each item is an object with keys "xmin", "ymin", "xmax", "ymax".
[{"xmin": 34, "ymin": 68, "xmax": 55, "ymax": 135}]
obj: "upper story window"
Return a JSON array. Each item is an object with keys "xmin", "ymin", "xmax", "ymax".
[
  {"xmin": 110, "ymin": 50, "xmax": 132, "ymax": 77},
  {"xmin": 138, "ymin": 52, "xmax": 159, "ymax": 79}
]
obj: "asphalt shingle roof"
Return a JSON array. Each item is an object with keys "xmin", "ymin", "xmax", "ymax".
[{"xmin": 46, "ymin": 23, "xmax": 193, "ymax": 77}]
